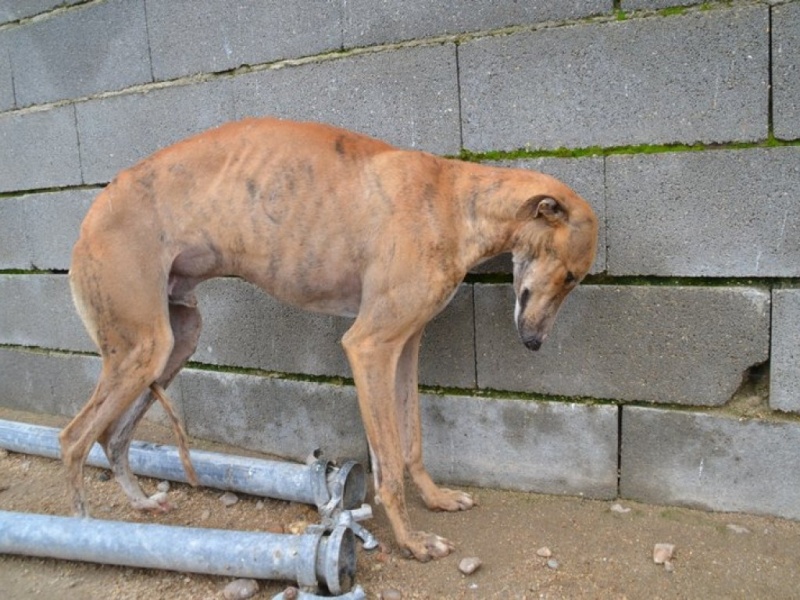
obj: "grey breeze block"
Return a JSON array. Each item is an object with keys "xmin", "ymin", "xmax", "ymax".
[
  {"xmin": 7, "ymin": 0, "xmax": 151, "ymax": 107},
  {"xmin": 770, "ymin": 288, "xmax": 800, "ymax": 414},
  {"xmin": 76, "ymin": 79, "xmax": 234, "ymax": 184},
  {"xmin": 421, "ymin": 394, "xmax": 618, "ymax": 498},
  {"xmin": 773, "ymin": 1, "xmax": 800, "ymax": 141},
  {"xmin": 621, "ymin": 406, "xmax": 800, "ymax": 521},
  {"xmin": 0, "ymin": 106, "xmax": 82, "ymax": 193},
  {"xmin": 0, "ymin": 275, "xmax": 476, "ymax": 389},
  {"xmin": 232, "ymin": 43, "xmax": 461, "ymax": 156},
  {"xmin": 459, "ymin": 3, "xmax": 768, "ymax": 151},
  {"xmin": 193, "ymin": 278, "xmax": 476, "ymax": 388},
  {"xmin": 146, "ymin": 0, "xmax": 342, "ymax": 81},
  {"xmin": 0, "ymin": 189, "xmax": 95, "ymax": 271},
  {"xmin": 606, "ymin": 147, "xmax": 800, "ymax": 277},
  {"xmin": 475, "ymin": 284, "xmax": 770, "ymax": 405},
  {"xmin": 341, "ymin": 0, "xmax": 612, "ymax": 47}
]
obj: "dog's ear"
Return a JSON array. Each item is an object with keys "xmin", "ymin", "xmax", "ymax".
[{"xmin": 517, "ymin": 195, "xmax": 567, "ymax": 224}]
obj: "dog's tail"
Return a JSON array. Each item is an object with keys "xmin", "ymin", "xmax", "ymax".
[{"xmin": 149, "ymin": 383, "xmax": 199, "ymax": 487}]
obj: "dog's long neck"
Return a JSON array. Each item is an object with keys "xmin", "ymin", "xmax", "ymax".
[{"xmin": 447, "ymin": 160, "xmax": 565, "ymax": 270}]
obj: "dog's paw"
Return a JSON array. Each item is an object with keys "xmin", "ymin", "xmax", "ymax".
[
  {"xmin": 131, "ymin": 491, "xmax": 173, "ymax": 513},
  {"xmin": 402, "ymin": 530, "xmax": 455, "ymax": 562},
  {"xmin": 423, "ymin": 487, "xmax": 475, "ymax": 512}
]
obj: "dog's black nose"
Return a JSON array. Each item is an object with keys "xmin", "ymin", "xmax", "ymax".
[{"xmin": 523, "ymin": 335, "xmax": 543, "ymax": 352}]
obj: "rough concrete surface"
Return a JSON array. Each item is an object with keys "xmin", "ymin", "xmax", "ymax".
[
  {"xmin": 475, "ymin": 284, "xmax": 770, "ymax": 405},
  {"xmin": 460, "ymin": 4, "xmax": 768, "ymax": 151},
  {"xmin": 770, "ymin": 288, "xmax": 800, "ymax": 413},
  {"xmin": 607, "ymin": 147, "xmax": 800, "ymax": 277},
  {"xmin": 621, "ymin": 406, "xmax": 800, "ymax": 521}
]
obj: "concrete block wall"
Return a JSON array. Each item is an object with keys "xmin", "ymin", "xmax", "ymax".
[{"xmin": 1, "ymin": 1, "xmax": 799, "ymax": 520}]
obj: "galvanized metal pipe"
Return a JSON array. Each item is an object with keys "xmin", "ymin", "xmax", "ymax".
[
  {"xmin": 0, "ymin": 419, "xmax": 366, "ymax": 510},
  {"xmin": 0, "ymin": 510, "xmax": 356, "ymax": 594},
  {"xmin": 272, "ymin": 584, "xmax": 367, "ymax": 600}
]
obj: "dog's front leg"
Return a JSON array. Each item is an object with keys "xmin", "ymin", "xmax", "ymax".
[
  {"xmin": 343, "ymin": 325, "xmax": 454, "ymax": 562},
  {"xmin": 396, "ymin": 331, "xmax": 475, "ymax": 512}
]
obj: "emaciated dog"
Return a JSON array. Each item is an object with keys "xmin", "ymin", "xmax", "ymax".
[{"xmin": 61, "ymin": 118, "xmax": 598, "ymax": 561}]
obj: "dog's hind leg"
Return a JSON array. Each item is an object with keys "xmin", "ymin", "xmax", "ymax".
[
  {"xmin": 396, "ymin": 330, "xmax": 474, "ymax": 512},
  {"xmin": 62, "ymin": 237, "xmax": 176, "ymax": 517},
  {"xmin": 59, "ymin": 329, "xmax": 174, "ymax": 517},
  {"xmin": 98, "ymin": 300, "xmax": 202, "ymax": 512}
]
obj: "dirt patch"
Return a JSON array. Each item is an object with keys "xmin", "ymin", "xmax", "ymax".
[{"xmin": 2, "ymin": 406, "xmax": 800, "ymax": 599}]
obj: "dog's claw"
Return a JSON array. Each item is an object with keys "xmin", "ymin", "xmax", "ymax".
[{"xmin": 403, "ymin": 531, "xmax": 455, "ymax": 562}]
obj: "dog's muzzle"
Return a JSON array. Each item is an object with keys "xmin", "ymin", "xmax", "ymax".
[{"xmin": 522, "ymin": 332, "xmax": 546, "ymax": 352}]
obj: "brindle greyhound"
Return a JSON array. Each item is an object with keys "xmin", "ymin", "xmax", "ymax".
[{"xmin": 61, "ymin": 117, "xmax": 598, "ymax": 561}]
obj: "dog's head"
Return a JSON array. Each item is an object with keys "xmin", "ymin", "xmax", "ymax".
[{"xmin": 511, "ymin": 191, "xmax": 597, "ymax": 352}]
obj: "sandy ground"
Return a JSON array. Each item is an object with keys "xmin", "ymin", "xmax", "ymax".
[{"xmin": 2, "ymin": 406, "xmax": 800, "ymax": 600}]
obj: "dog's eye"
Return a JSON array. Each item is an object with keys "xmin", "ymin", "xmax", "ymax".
[{"xmin": 565, "ymin": 271, "xmax": 577, "ymax": 285}]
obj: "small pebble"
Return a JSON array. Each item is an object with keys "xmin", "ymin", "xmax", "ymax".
[
  {"xmin": 547, "ymin": 559, "xmax": 559, "ymax": 570},
  {"xmin": 200, "ymin": 509, "xmax": 211, "ymax": 521},
  {"xmin": 255, "ymin": 500, "xmax": 265, "ymax": 510},
  {"xmin": 610, "ymin": 503, "xmax": 631, "ymax": 514},
  {"xmin": 220, "ymin": 491, "xmax": 239, "ymax": 507},
  {"xmin": 726, "ymin": 523, "xmax": 751, "ymax": 534},
  {"xmin": 664, "ymin": 560, "xmax": 675, "ymax": 573},
  {"xmin": 288, "ymin": 519, "xmax": 309, "ymax": 534},
  {"xmin": 653, "ymin": 543, "xmax": 675, "ymax": 565},
  {"xmin": 380, "ymin": 589, "xmax": 402, "ymax": 600},
  {"xmin": 458, "ymin": 556, "xmax": 482, "ymax": 575},
  {"xmin": 536, "ymin": 546, "xmax": 552, "ymax": 558},
  {"xmin": 157, "ymin": 480, "xmax": 170, "ymax": 493},
  {"xmin": 222, "ymin": 578, "xmax": 259, "ymax": 600}
]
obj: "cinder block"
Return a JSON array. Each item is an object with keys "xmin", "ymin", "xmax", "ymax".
[
  {"xmin": 0, "ymin": 35, "xmax": 13, "ymax": 110},
  {"xmin": 419, "ymin": 285, "xmax": 476, "ymax": 389},
  {"xmin": 1, "ymin": 272, "xmax": 474, "ymax": 387},
  {"xmin": 460, "ymin": 4, "xmax": 768, "ymax": 151},
  {"xmin": 233, "ymin": 44, "xmax": 461, "ymax": 156},
  {"xmin": 421, "ymin": 394, "xmax": 618, "ymax": 497},
  {"xmin": 621, "ymin": 407, "xmax": 800, "ymax": 521},
  {"xmin": 342, "ymin": 0, "xmax": 612, "ymax": 47},
  {"xmin": 607, "ymin": 147, "xmax": 800, "ymax": 277},
  {"xmin": 0, "ymin": 275, "xmax": 93, "ymax": 352},
  {"xmin": 474, "ymin": 157, "xmax": 606, "ymax": 275},
  {"xmin": 194, "ymin": 278, "xmax": 352, "ymax": 378},
  {"xmin": 0, "ymin": 347, "xmax": 99, "ymax": 417},
  {"xmin": 179, "ymin": 368, "xmax": 367, "ymax": 465},
  {"xmin": 8, "ymin": 0, "xmax": 150, "ymax": 107},
  {"xmin": 770, "ymin": 289, "xmax": 800, "ymax": 413},
  {"xmin": 0, "ymin": 189, "xmax": 95, "ymax": 270},
  {"xmin": 475, "ymin": 284, "xmax": 770, "ymax": 405},
  {"xmin": 0, "ymin": 347, "xmax": 177, "ymax": 429},
  {"xmin": 76, "ymin": 80, "xmax": 233, "ymax": 184},
  {"xmin": 195, "ymin": 279, "xmax": 475, "ymax": 388},
  {"xmin": 0, "ymin": 106, "xmax": 81, "ymax": 192},
  {"xmin": 0, "ymin": 0, "xmax": 83, "ymax": 24},
  {"xmin": 621, "ymin": 0, "xmax": 694, "ymax": 9},
  {"xmin": 146, "ymin": 0, "xmax": 342, "ymax": 80},
  {"xmin": 773, "ymin": 2, "xmax": 800, "ymax": 140}
]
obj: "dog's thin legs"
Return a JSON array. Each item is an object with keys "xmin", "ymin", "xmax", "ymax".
[
  {"xmin": 396, "ymin": 330, "xmax": 475, "ymax": 512},
  {"xmin": 98, "ymin": 301, "xmax": 202, "ymax": 512},
  {"xmin": 59, "ymin": 336, "xmax": 172, "ymax": 517},
  {"xmin": 343, "ymin": 323, "xmax": 453, "ymax": 562}
]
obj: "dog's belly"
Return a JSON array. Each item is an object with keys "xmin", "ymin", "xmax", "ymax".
[{"xmin": 253, "ymin": 271, "xmax": 363, "ymax": 319}]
